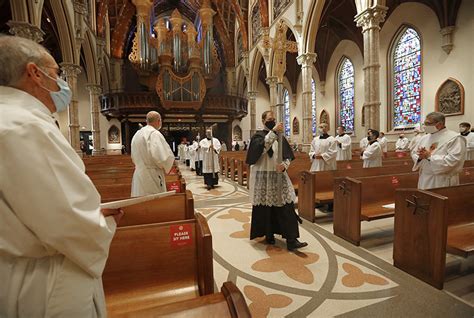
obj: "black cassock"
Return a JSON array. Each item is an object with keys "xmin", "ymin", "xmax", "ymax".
[{"xmin": 246, "ymin": 130, "xmax": 301, "ymax": 240}]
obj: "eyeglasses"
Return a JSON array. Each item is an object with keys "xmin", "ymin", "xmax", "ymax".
[{"xmin": 40, "ymin": 65, "xmax": 65, "ymax": 79}]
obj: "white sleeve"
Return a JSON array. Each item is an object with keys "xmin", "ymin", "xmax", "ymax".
[
  {"xmin": 341, "ymin": 135, "xmax": 352, "ymax": 150},
  {"xmin": 362, "ymin": 143, "xmax": 377, "ymax": 160},
  {"xmin": 308, "ymin": 139, "xmax": 316, "ymax": 160},
  {"xmin": 214, "ymin": 139, "xmax": 222, "ymax": 154},
  {"xmin": 150, "ymin": 131, "xmax": 175, "ymax": 173},
  {"xmin": 1, "ymin": 123, "xmax": 115, "ymax": 278},
  {"xmin": 322, "ymin": 138, "xmax": 338, "ymax": 162},
  {"xmin": 263, "ymin": 130, "xmax": 278, "ymax": 154},
  {"xmin": 428, "ymin": 137, "xmax": 466, "ymax": 174}
]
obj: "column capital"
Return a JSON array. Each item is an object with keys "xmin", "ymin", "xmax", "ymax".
[
  {"xmin": 7, "ymin": 20, "xmax": 45, "ymax": 43},
  {"xmin": 86, "ymin": 84, "xmax": 102, "ymax": 95},
  {"xmin": 247, "ymin": 91, "xmax": 258, "ymax": 99},
  {"xmin": 297, "ymin": 52, "xmax": 317, "ymax": 67},
  {"xmin": 265, "ymin": 76, "xmax": 278, "ymax": 86},
  {"xmin": 355, "ymin": 5, "xmax": 388, "ymax": 31},
  {"xmin": 440, "ymin": 26, "xmax": 456, "ymax": 54},
  {"xmin": 60, "ymin": 63, "xmax": 82, "ymax": 78}
]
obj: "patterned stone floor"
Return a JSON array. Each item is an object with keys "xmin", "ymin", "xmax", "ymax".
[{"xmin": 181, "ymin": 165, "xmax": 474, "ymax": 317}]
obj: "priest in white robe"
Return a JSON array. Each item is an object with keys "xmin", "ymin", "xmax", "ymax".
[
  {"xmin": 184, "ymin": 143, "xmax": 190, "ymax": 166},
  {"xmin": 178, "ymin": 141, "xmax": 186, "ymax": 163},
  {"xmin": 408, "ymin": 128, "xmax": 423, "ymax": 152},
  {"xmin": 362, "ymin": 130, "xmax": 383, "ymax": 168},
  {"xmin": 395, "ymin": 134, "xmax": 410, "ymax": 152},
  {"xmin": 200, "ymin": 129, "xmax": 221, "ymax": 190},
  {"xmin": 309, "ymin": 123, "xmax": 337, "ymax": 171},
  {"xmin": 0, "ymin": 36, "xmax": 121, "ymax": 317},
  {"xmin": 413, "ymin": 112, "xmax": 466, "ymax": 190},
  {"xmin": 335, "ymin": 125, "xmax": 352, "ymax": 161},
  {"xmin": 131, "ymin": 111, "xmax": 175, "ymax": 196},
  {"xmin": 378, "ymin": 132, "xmax": 388, "ymax": 157},
  {"xmin": 188, "ymin": 141, "xmax": 197, "ymax": 171},
  {"xmin": 460, "ymin": 122, "xmax": 474, "ymax": 160}
]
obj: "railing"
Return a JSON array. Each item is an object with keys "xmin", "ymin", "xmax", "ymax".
[{"xmin": 100, "ymin": 92, "xmax": 248, "ymax": 119}]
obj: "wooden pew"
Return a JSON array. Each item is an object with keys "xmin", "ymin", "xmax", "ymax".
[
  {"xmin": 118, "ymin": 191, "xmax": 195, "ymax": 227},
  {"xmin": 393, "ymin": 183, "xmax": 474, "ymax": 289},
  {"xmin": 116, "ymin": 282, "xmax": 251, "ymax": 318},
  {"xmin": 103, "ymin": 213, "xmax": 214, "ymax": 315},
  {"xmin": 333, "ymin": 172, "xmax": 419, "ymax": 245},
  {"xmin": 333, "ymin": 167, "xmax": 474, "ymax": 246},
  {"xmin": 298, "ymin": 164, "xmax": 414, "ymax": 222}
]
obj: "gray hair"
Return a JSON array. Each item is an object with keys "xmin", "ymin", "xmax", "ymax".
[
  {"xmin": 426, "ymin": 112, "xmax": 445, "ymax": 125},
  {"xmin": 0, "ymin": 35, "xmax": 50, "ymax": 86},
  {"xmin": 146, "ymin": 111, "xmax": 161, "ymax": 124}
]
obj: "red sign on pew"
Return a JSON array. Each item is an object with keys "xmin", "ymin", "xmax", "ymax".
[
  {"xmin": 466, "ymin": 170, "xmax": 471, "ymax": 176},
  {"xmin": 167, "ymin": 181, "xmax": 181, "ymax": 193},
  {"xmin": 346, "ymin": 164, "xmax": 352, "ymax": 169},
  {"xmin": 169, "ymin": 166, "xmax": 178, "ymax": 175},
  {"xmin": 396, "ymin": 152, "xmax": 407, "ymax": 158},
  {"xmin": 170, "ymin": 224, "xmax": 193, "ymax": 247}
]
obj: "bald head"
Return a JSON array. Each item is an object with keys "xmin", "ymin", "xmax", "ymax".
[{"xmin": 146, "ymin": 111, "xmax": 162, "ymax": 129}]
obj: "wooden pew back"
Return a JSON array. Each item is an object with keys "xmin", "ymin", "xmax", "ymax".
[
  {"xmin": 103, "ymin": 214, "xmax": 213, "ymax": 314},
  {"xmin": 119, "ymin": 191, "xmax": 194, "ymax": 227}
]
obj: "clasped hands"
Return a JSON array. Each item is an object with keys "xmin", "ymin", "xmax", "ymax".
[{"xmin": 417, "ymin": 147, "xmax": 431, "ymax": 160}]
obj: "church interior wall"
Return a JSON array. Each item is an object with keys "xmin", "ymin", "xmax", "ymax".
[
  {"xmin": 293, "ymin": 71, "xmax": 304, "ymax": 144},
  {"xmin": 379, "ymin": 1, "xmax": 474, "ymax": 140}
]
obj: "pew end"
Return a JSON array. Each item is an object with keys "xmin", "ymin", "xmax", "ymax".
[
  {"xmin": 393, "ymin": 188, "xmax": 449, "ymax": 290},
  {"xmin": 333, "ymin": 177, "xmax": 362, "ymax": 246}
]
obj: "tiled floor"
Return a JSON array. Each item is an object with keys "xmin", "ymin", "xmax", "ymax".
[{"xmin": 181, "ymin": 165, "xmax": 474, "ymax": 317}]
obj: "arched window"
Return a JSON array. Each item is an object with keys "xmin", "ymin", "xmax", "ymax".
[
  {"xmin": 283, "ymin": 88, "xmax": 290, "ymax": 136},
  {"xmin": 311, "ymin": 78, "xmax": 317, "ymax": 135},
  {"xmin": 391, "ymin": 27, "xmax": 422, "ymax": 129},
  {"xmin": 337, "ymin": 57, "xmax": 355, "ymax": 132}
]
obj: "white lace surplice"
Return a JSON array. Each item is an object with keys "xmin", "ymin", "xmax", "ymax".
[{"xmin": 249, "ymin": 131, "xmax": 296, "ymax": 207}]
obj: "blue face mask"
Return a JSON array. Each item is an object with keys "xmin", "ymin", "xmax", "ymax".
[{"xmin": 38, "ymin": 68, "xmax": 72, "ymax": 113}]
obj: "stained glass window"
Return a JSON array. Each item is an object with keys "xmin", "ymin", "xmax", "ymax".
[
  {"xmin": 392, "ymin": 27, "xmax": 421, "ymax": 128},
  {"xmin": 283, "ymin": 88, "xmax": 290, "ymax": 136},
  {"xmin": 311, "ymin": 79, "xmax": 317, "ymax": 135},
  {"xmin": 338, "ymin": 58, "xmax": 355, "ymax": 132}
]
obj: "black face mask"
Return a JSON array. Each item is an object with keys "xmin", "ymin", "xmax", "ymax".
[{"xmin": 265, "ymin": 120, "xmax": 276, "ymax": 130}]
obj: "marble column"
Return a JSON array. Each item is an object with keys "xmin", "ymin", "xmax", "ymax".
[
  {"xmin": 86, "ymin": 84, "xmax": 103, "ymax": 156},
  {"xmin": 355, "ymin": 5, "xmax": 387, "ymax": 131},
  {"xmin": 7, "ymin": 20, "xmax": 44, "ymax": 42},
  {"xmin": 248, "ymin": 91, "xmax": 258, "ymax": 136},
  {"xmin": 61, "ymin": 63, "xmax": 82, "ymax": 155},
  {"xmin": 297, "ymin": 52, "xmax": 317, "ymax": 144},
  {"xmin": 266, "ymin": 76, "xmax": 278, "ymax": 113}
]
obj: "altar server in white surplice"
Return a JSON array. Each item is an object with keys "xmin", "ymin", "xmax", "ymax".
[
  {"xmin": 131, "ymin": 111, "xmax": 175, "ymax": 196},
  {"xmin": 335, "ymin": 125, "xmax": 352, "ymax": 161},
  {"xmin": 362, "ymin": 130, "xmax": 383, "ymax": 168},
  {"xmin": 178, "ymin": 141, "xmax": 186, "ymax": 163},
  {"xmin": 460, "ymin": 122, "xmax": 474, "ymax": 160},
  {"xmin": 0, "ymin": 36, "xmax": 122, "ymax": 318},
  {"xmin": 408, "ymin": 128, "xmax": 424, "ymax": 152},
  {"xmin": 378, "ymin": 132, "xmax": 388, "ymax": 157},
  {"xmin": 413, "ymin": 112, "xmax": 466, "ymax": 190},
  {"xmin": 200, "ymin": 129, "xmax": 221, "ymax": 190},
  {"xmin": 359, "ymin": 128, "xmax": 371, "ymax": 153},
  {"xmin": 395, "ymin": 134, "xmax": 410, "ymax": 152},
  {"xmin": 309, "ymin": 123, "xmax": 337, "ymax": 171},
  {"xmin": 189, "ymin": 141, "xmax": 197, "ymax": 171}
]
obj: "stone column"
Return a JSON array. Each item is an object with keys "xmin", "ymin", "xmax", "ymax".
[
  {"xmin": 266, "ymin": 76, "xmax": 278, "ymax": 113},
  {"xmin": 7, "ymin": 20, "xmax": 44, "ymax": 42},
  {"xmin": 248, "ymin": 91, "xmax": 258, "ymax": 136},
  {"xmin": 355, "ymin": 5, "xmax": 387, "ymax": 131},
  {"xmin": 61, "ymin": 63, "xmax": 82, "ymax": 155},
  {"xmin": 297, "ymin": 52, "xmax": 317, "ymax": 143},
  {"xmin": 86, "ymin": 84, "xmax": 103, "ymax": 156},
  {"xmin": 226, "ymin": 67, "xmax": 237, "ymax": 95}
]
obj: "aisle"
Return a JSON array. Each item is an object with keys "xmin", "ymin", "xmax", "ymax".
[{"xmin": 181, "ymin": 164, "xmax": 474, "ymax": 317}]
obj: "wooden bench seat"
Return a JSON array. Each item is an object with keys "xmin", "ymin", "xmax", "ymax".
[
  {"xmin": 447, "ymin": 223, "xmax": 474, "ymax": 258},
  {"xmin": 103, "ymin": 214, "xmax": 213, "ymax": 315},
  {"xmin": 117, "ymin": 282, "xmax": 251, "ymax": 318},
  {"xmin": 361, "ymin": 203, "xmax": 396, "ymax": 221}
]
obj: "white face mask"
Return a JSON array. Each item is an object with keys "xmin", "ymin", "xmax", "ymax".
[
  {"xmin": 424, "ymin": 125, "xmax": 438, "ymax": 134},
  {"xmin": 38, "ymin": 68, "xmax": 72, "ymax": 113}
]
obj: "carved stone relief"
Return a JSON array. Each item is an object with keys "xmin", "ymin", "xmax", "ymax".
[
  {"xmin": 436, "ymin": 78, "xmax": 464, "ymax": 116},
  {"xmin": 108, "ymin": 125, "xmax": 120, "ymax": 143}
]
